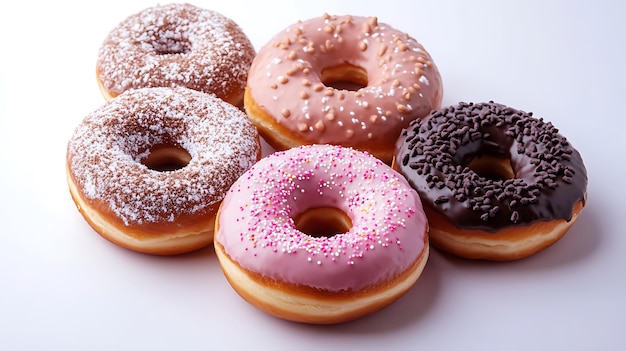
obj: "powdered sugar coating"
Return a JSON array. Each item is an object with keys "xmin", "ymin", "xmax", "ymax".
[
  {"xmin": 216, "ymin": 144, "xmax": 427, "ymax": 291},
  {"xmin": 67, "ymin": 87, "xmax": 260, "ymax": 226},
  {"xmin": 97, "ymin": 3, "xmax": 255, "ymax": 101}
]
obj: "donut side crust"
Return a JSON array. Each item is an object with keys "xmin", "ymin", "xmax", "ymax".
[
  {"xmin": 425, "ymin": 200, "xmax": 585, "ymax": 261},
  {"xmin": 214, "ymin": 223, "xmax": 430, "ymax": 324},
  {"xmin": 67, "ymin": 164, "xmax": 216, "ymax": 255},
  {"xmin": 244, "ymin": 87, "xmax": 395, "ymax": 163}
]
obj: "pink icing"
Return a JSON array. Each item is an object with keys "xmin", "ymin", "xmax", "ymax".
[
  {"xmin": 246, "ymin": 14, "xmax": 443, "ymax": 148},
  {"xmin": 215, "ymin": 144, "xmax": 427, "ymax": 291}
]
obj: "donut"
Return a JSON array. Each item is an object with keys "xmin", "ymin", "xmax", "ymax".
[
  {"xmin": 66, "ymin": 87, "xmax": 261, "ymax": 255},
  {"xmin": 96, "ymin": 3, "xmax": 255, "ymax": 106},
  {"xmin": 244, "ymin": 13, "xmax": 443, "ymax": 164},
  {"xmin": 214, "ymin": 144, "xmax": 429, "ymax": 324},
  {"xmin": 393, "ymin": 101, "xmax": 588, "ymax": 261}
]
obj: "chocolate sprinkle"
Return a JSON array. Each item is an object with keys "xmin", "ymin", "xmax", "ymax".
[{"xmin": 395, "ymin": 101, "xmax": 588, "ymax": 231}]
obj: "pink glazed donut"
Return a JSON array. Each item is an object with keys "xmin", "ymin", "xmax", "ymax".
[{"xmin": 214, "ymin": 144, "xmax": 429, "ymax": 324}]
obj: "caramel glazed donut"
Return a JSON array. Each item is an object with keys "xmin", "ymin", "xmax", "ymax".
[
  {"xmin": 394, "ymin": 102, "xmax": 587, "ymax": 261},
  {"xmin": 214, "ymin": 144, "xmax": 429, "ymax": 324},
  {"xmin": 245, "ymin": 14, "xmax": 443, "ymax": 164},
  {"xmin": 66, "ymin": 87, "xmax": 261, "ymax": 255},
  {"xmin": 96, "ymin": 3, "xmax": 255, "ymax": 106}
]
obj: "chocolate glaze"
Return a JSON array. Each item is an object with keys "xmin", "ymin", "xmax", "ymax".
[{"xmin": 395, "ymin": 101, "xmax": 588, "ymax": 232}]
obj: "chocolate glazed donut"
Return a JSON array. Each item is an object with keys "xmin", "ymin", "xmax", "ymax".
[{"xmin": 393, "ymin": 101, "xmax": 587, "ymax": 260}]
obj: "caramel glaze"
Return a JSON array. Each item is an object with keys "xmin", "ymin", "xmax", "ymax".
[
  {"xmin": 394, "ymin": 101, "xmax": 587, "ymax": 232},
  {"xmin": 245, "ymin": 14, "xmax": 443, "ymax": 164}
]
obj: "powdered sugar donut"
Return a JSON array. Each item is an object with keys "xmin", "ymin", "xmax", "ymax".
[
  {"xmin": 214, "ymin": 144, "xmax": 429, "ymax": 324},
  {"xmin": 96, "ymin": 3, "xmax": 255, "ymax": 106},
  {"xmin": 66, "ymin": 87, "xmax": 261, "ymax": 255}
]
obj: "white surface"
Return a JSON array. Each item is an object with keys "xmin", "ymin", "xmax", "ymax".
[{"xmin": 0, "ymin": 0, "xmax": 624, "ymax": 350}]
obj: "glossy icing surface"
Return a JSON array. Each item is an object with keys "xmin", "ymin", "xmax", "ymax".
[
  {"xmin": 395, "ymin": 101, "xmax": 588, "ymax": 231},
  {"xmin": 216, "ymin": 145, "xmax": 427, "ymax": 291},
  {"xmin": 246, "ymin": 14, "xmax": 442, "ymax": 148}
]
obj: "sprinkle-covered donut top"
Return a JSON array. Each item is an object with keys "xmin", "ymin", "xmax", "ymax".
[
  {"xmin": 246, "ymin": 13, "xmax": 442, "ymax": 148},
  {"xmin": 97, "ymin": 3, "xmax": 255, "ymax": 101},
  {"xmin": 67, "ymin": 87, "xmax": 260, "ymax": 227},
  {"xmin": 395, "ymin": 101, "xmax": 588, "ymax": 231},
  {"xmin": 216, "ymin": 144, "xmax": 428, "ymax": 291}
]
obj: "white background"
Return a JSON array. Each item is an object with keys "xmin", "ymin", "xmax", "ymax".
[{"xmin": 1, "ymin": 0, "xmax": 624, "ymax": 350}]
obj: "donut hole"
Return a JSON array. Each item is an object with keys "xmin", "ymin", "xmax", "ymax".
[
  {"xmin": 321, "ymin": 63, "xmax": 368, "ymax": 91},
  {"xmin": 142, "ymin": 144, "xmax": 192, "ymax": 172},
  {"xmin": 151, "ymin": 33, "xmax": 192, "ymax": 55},
  {"xmin": 466, "ymin": 154, "xmax": 516, "ymax": 180},
  {"xmin": 294, "ymin": 207, "xmax": 353, "ymax": 238}
]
